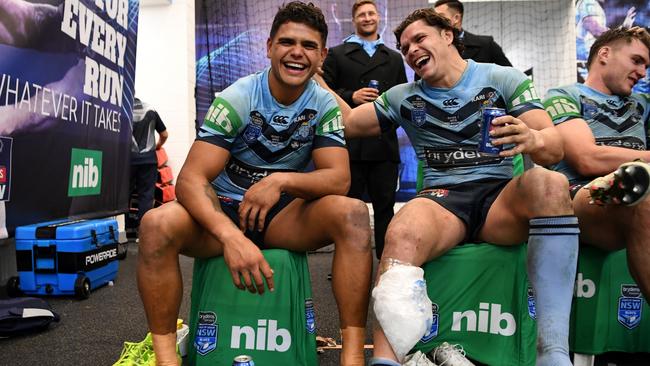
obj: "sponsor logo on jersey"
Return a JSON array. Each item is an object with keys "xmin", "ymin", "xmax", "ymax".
[
  {"xmin": 420, "ymin": 303, "xmax": 439, "ymax": 343},
  {"xmin": 272, "ymin": 115, "xmax": 290, "ymax": 125},
  {"xmin": 418, "ymin": 188, "xmax": 449, "ymax": 198},
  {"xmin": 423, "ymin": 146, "xmax": 502, "ymax": 169},
  {"xmin": 205, "ymin": 98, "xmax": 242, "ymax": 137},
  {"xmin": 545, "ymin": 97, "xmax": 580, "ymax": 119},
  {"xmin": 618, "ymin": 284, "xmax": 643, "ymax": 329},
  {"xmin": 510, "ymin": 80, "xmax": 540, "ymax": 108},
  {"xmin": 318, "ymin": 108, "xmax": 343, "ymax": 135},
  {"xmin": 305, "ymin": 299, "xmax": 316, "ymax": 334},
  {"xmin": 443, "ymin": 98, "xmax": 459, "ymax": 107},
  {"xmin": 195, "ymin": 311, "xmax": 218, "ymax": 355},
  {"xmin": 595, "ymin": 136, "xmax": 645, "ymax": 150}
]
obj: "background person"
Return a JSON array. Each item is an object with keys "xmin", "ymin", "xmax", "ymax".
[
  {"xmin": 433, "ymin": 0, "xmax": 512, "ymax": 66},
  {"xmin": 322, "ymin": 0, "xmax": 407, "ymax": 259},
  {"xmin": 129, "ymin": 97, "xmax": 168, "ymax": 234}
]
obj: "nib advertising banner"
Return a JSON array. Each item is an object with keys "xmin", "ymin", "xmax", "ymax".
[{"xmin": 0, "ymin": 0, "xmax": 139, "ymax": 238}]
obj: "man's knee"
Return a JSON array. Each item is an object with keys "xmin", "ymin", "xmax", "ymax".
[
  {"xmin": 327, "ymin": 196, "xmax": 371, "ymax": 248},
  {"xmin": 138, "ymin": 206, "xmax": 182, "ymax": 259},
  {"xmin": 523, "ymin": 169, "xmax": 572, "ymax": 206}
]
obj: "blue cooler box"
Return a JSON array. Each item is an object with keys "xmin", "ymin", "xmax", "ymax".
[{"xmin": 12, "ymin": 218, "xmax": 120, "ymax": 299}]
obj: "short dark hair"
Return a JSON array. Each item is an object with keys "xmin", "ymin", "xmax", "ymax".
[
  {"xmin": 587, "ymin": 26, "xmax": 650, "ymax": 70},
  {"xmin": 433, "ymin": 0, "xmax": 464, "ymax": 16},
  {"xmin": 394, "ymin": 8, "xmax": 464, "ymax": 54},
  {"xmin": 269, "ymin": 1, "xmax": 328, "ymax": 46},
  {"xmin": 352, "ymin": 0, "xmax": 376, "ymax": 18}
]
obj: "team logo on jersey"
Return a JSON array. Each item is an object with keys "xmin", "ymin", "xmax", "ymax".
[
  {"xmin": 305, "ymin": 299, "xmax": 316, "ymax": 334},
  {"xmin": 618, "ymin": 284, "xmax": 643, "ymax": 330},
  {"xmin": 294, "ymin": 121, "xmax": 313, "ymax": 142},
  {"xmin": 195, "ymin": 311, "xmax": 218, "ymax": 355},
  {"xmin": 527, "ymin": 286, "xmax": 536, "ymax": 320},
  {"xmin": 411, "ymin": 97, "xmax": 427, "ymax": 126},
  {"xmin": 420, "ymin": 303, "xmax": 439, "ymax": 343},
  {"xmin": 244, "ymin": 111, "xmax": 265, "ymax": 143}
]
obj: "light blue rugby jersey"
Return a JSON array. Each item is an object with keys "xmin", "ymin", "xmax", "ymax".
[
  {"xmin": 197, "ymin": 67, "xmax": 345, "ymax": 200},
  {"xmin": 374, "ymin": 60, "xmax": 543, "ymax": 188},
  {"xmin": 544, "ymin": 83, "xmax": 650, "ymax": 184}
]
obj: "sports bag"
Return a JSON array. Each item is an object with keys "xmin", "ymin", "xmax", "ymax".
[{"xmin": 0, "ymin": 297, "xmax": 60, "ymax": 337}]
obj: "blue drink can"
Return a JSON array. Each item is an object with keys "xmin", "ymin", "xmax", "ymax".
[
  {"xmin": 233, "ymin": 355, "xmax": 255, "ymax": 366},
  {"xmin": 368, "ymin": 79, "xmax": 380, "ymax": 90},
  {"xmin": 478, "ymin": 107, "xmax": 505, "ymax": 156}
]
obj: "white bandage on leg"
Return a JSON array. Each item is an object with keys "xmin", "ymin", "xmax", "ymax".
[{"xmin": 372, "ymin": 262, "xmax": 432, "ymax": 362}]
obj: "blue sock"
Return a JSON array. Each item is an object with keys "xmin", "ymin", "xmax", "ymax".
[
  {"xmin": 370, "ymin": 358, "xmax": 401, "ymax": 366},
  {"xmin": 527, "ymin": 216, "xmax": 579, "ymax": 366}
]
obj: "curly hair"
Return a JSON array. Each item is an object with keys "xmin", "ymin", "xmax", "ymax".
[
  {"xmin": 587, "ymin": 26, "xmax": 650, "ymax": 70},
  {"xmin": 393, "ymin": 8, "xmax": 463, "ymax": 54},
  {"xmin": 270, "ymin": 1, "xmax": 328, "ymax": 46}
]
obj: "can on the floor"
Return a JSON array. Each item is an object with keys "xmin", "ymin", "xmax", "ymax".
[
  {"xmin": 233, "ymin": 355, "xmax": 255, "ymax": 366},
  {"xmin": 478, "ymin": 107, "xmax": 506, "ymax": 156}
]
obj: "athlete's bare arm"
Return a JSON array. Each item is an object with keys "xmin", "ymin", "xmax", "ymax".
[
  {"xmin": 556, "ymin": 118, "xmax": 650, "ymax": 177},
  {"xmin": 176, "ymin": 141, "xmax": 274, "ymax": 294},
  {"xmin": 492, "ymin": 108, "xmax": 564, "ymax": 166},
  {"xmin": 239, "ymin": 145, "xmax": 351, "ymax": 231}
]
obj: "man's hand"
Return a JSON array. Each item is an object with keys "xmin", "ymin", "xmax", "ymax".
[
  {"xmin": 223, "ymin": 237, "xmax": 275, "ymax": 294},
  {"xmin": 490, "ymin": 115, "xmax": 542, "ymax": 157},
  {"xmin": 238, "ymin": 173, "xmax": 284, "ymax": 232},
  {"xmin": 352, "ymin": 87, "xmax": 379, "ymax": 105}
]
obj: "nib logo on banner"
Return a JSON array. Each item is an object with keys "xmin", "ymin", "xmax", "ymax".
[{"xmin": 68, "ymin": 148, "xmax": 103, "ymax": 196}]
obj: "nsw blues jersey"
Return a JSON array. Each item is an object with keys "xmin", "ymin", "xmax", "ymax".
[
  {"xmin": 374, "ymin": 60, "xmax": 543, "ymax": 188},
  {"xmin": 544, "ymin": 83, "xmax": 650, "ymax": 184},
  {"xmin": 198, "ymin": 68, "xmax": 344, "ymax": 200}
]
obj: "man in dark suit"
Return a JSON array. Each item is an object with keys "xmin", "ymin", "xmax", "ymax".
[
  {"xmin": 322, "ymin": 0, "xmax": 407, "ymax": 259},
  {"xmin": 434, "ymin": 0, "xmax": 512, "ymax": 66}
]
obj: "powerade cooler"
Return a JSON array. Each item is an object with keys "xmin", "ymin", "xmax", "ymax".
[{"xmin": 10, "ymin": 218, "xmax": 120, "ymax": 299}]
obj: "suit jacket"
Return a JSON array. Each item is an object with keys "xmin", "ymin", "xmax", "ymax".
[
  {"xmin": 322, "ymin": 42, "xmax": 407, "ymax": 162},
  {"xmin": 461, "ymin": 30, "xmax": 512, "ymax": 67}
]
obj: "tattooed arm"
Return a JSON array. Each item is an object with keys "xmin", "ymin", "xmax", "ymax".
[{"xmin": 176, "ymin": 141, "xmax": 273, "ymax": 293}]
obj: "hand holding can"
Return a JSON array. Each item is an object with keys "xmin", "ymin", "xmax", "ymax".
[{"xmin": 478, "ymin": 107, "xmax": 505, "ymax": 156}]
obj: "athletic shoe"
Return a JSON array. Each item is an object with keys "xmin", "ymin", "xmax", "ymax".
[
  {"xmin": 429, "ymin": 342, "xmax": 475, "ymax": 366},
  {"xmin": 113, "ymin": 332, "xmax": 182, "ymax": 366},
  {"xmin": 585, "ymin": 160, "xmax": 650, "ymax": 206},
  {"xmin": 403, "ymin": 350, "xmax": 439, "ymax": 365}
]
